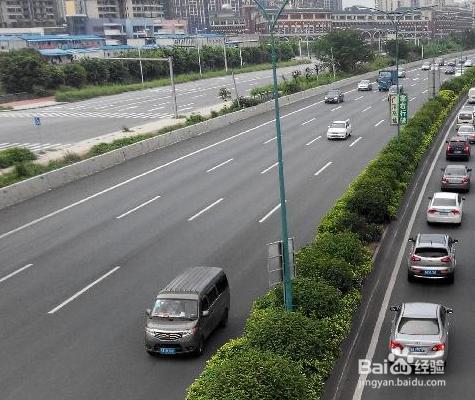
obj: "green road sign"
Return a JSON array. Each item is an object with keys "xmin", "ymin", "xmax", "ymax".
[{"xmin": 399, "ymin": 94, "xmax": 408, "ymax": 125}]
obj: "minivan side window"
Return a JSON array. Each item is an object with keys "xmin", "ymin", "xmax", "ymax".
[
  {"xmin": 201, "ymin": 297, "xmax": 210, "ymax": 312},
  {"xmin": 216, "ymin": 275, "xmax": 229, "ymax": 294},
  {"xmin": 207, "ymin": 286, "xmax": 219, "ymax": 305}
]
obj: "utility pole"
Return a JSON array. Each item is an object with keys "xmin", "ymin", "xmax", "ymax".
[
  {"xmin": 223, "ymin": 35, "xmax": 228, "ymax": 72},
  {"xmin": 330, "ymin": 47, "xmax": 336, "ymax": 80}
]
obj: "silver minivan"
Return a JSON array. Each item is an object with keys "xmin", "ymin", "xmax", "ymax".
[{"xmin": 144, "ymin": 266, "xmax": 230, "ymax": 356}]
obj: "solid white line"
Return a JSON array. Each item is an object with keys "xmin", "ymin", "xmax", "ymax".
[
  {"xmin": 305, "ymin": 135, "xmax": 322, "ymax": 146},
  {"xmin": 206, "ymin": 158, "xmax": 233, "ymax": 173},
  {"xmin": 349, "ymin": 137, "xmax": 362, "ymax": 147},
  {"xmin": 0, "ymin": 264, "xmax": 34, "ymax": 284},
  {"xmin": 116, "ymin": 195, "xmax": 161, "ymax": 219},
  {"xmin": 314, "ymin": 161, "xmax": 332, "ymax": 176},
  {"xmin": 263, "ymin": 136, "xmax": 276, "ymax": 144},
  {"xmin": 301, "ymin": 117, "xmax": 316, "ymax": 126},
  {"xmin": 0, "ymin": 100, "xmax": 323, "ymax": 242},
  {"xmin": 48, "ymin": 266, "xmax": 120, "ymax": 314},
  {"xmin": 362, "ymin": 106, "xmax": 372, "ymax": 112},
  {"xmin": 188, "ymin": 198, "xmax": 223, "ymax": 222},
  {"xmin": 352, "ymin": 107, "xmax": 458, "ymax": 400},
  {"xmin": 354, "ymin": 96, "xmax": 364, "ymax": 101},
  {"xmin": 410, "ymin": 96, "xmax": 417, "ymax": 102},
  {"xmin": 258, "ymin": 203, "xmax": 281, "ymax": 223},
  {"xmin": 331, "ymin": 105, "xmax": 342, "ymax": 112},
  {"xmin": 375, "ymin": 119, "xmax": 385, "ymax": 127},
  {"xmin": 260, "ymin": 162, "xmax": 278, "ymax": 174}
]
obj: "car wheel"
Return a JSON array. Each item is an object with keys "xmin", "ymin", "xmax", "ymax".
[
  {"xmin": 220, "ymin": 308, "xmax": 229, "ymax": 328},
  {"xmin": 195, "ymin": 337, "xmax": 205, "ymax": 356},
  {"xmin": 447, "ymin": 273, "xmax": 455, "ymax": 284},
  {"xmin": 407, "ymin": 272, "xmax": 414, "ymax": 283}
]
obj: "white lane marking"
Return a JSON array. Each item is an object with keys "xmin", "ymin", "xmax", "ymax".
[
  {"xmin": 116, "ymin": 195, "xmax": 161, "ymax": 219},
  {"xmin": 412, "ymin": 77, "xmax": 420, "ymax": 81},
  {"xmin": 0, "ymin": 100, "xmax": 323, "ymax": 242},
  {"xmin": 192, "ymin": 94, "xmax": 206, "ymax": 98},
  {"xmin": 0, "ymin": 264, "xmax": 34, "ymax": 284},
  {"xmin": 301, "ymin": 117, "xmax": 316, "ymax": 126},
  {"xmin": 362, "ymin": 106, "xmax": 372, "ymax": 113},
  {"xmin": 48, "ymin": 266, "xmax": 120, "ymax": 314},
  {"xmin": 349, "ymin": 137, "xmax": 362, "ymax": 147},
  {"xmin": 305, "ymin": 135, "xmax": 322, "ymax": 146},
  {"xmin": 344, "ymin": 89, "xmax": 357, "ymax": 94},
  {"xmin": 258, "ymin": 203, "xmax": 281, "ymax": 223},
  {"xmin": 410, "ymin": 97, "xmax": 417, "ymax": 102},
  {"xmin": 260, "ymin": 162, "xmax": 278, "ymax": 174},
  {"xmin": 187, "ymin": 198, "xmax": 224, "ymax": 222},
  {"xmin": 206, "ymin": 158, "xmax": 233, "ymax": 173},
  {"xmin": 354, "ymin": 96, "xmax": 364, "ymax": 101},
  {"xmin": 263, "ymin": 136, "xmax": 276, "ymax": 144},
  {"xmin": 374, "ymin": 119, "xmax": 385, "ymax": 127},
  {"xmin": 381, "ymin": 98, "xmax": 387, "ymax": 102},
  {"xmin": 422, "ymin": 89, "xmax": 428, "ymax": 93},
  {"xmin": 410, "ymin": 83, "xmax": 417, "ymax": 87},
  {"xmin": 331, "ymin": 105, "xmax": 342, "ymax": 112},
  {"xmin": 179, "ymin": 107, "xmax": 193, "ymax": 112},
  {"xmin": 147, "ymin": 106, "xmax": 166, "ymax": 112},
  {"xmin": 314, "ymin": 161, "xmax": 332, "ymax": 176},
  {"xmin": 352, "ymin": 110, "xmax": 458, "ymax": 400}
]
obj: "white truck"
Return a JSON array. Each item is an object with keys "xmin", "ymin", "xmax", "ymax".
[{"xmin": 468, "ymin": 87, "xmax": 475, "ymax": 104}]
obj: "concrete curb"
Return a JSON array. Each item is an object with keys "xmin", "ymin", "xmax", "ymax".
[{"xmin": 0, "ymin": 52, "xmax": 467, "ymax": 210}]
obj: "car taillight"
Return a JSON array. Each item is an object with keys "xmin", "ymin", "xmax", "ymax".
[
  {"xmin": 390, "ymin": 340, "xmax": 404, "ymax": 350},
  {"xmin": 432, "ymin": 343, "xmax": 445, "ymax": 352},
  {"xmin": 428, "ymin": 208, "xmax": 437, "ymax": 214},
  {"xmin": 451, "ymin": 209, "xmax": 460, "ymax": 215},
  {"xmin": 465, "ymin": 145, "xmax": 470, "ymax": 152},
  {"xmin": 462, "ymin": 177, "xmax": 470, "ymax": 183},
  {"xmin": 447, "ymin": 144, "xmax": 452, "ymax": 151},
  {"xmin": 441, "ymin": 256, "xmax": 451, "ymax": 263},
  {"xmin": 442, "ymin": 177, "xmax": 448, "ymax": 183},
  {"xmin": 411, "ymin": 255, "xmax": 421, "ymax": 261}
]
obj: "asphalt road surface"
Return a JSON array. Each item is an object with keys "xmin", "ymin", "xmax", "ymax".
[
  {"xmin": 0, "ymin": 63, "xmax": 312, "ymax": 151},
  {"xmin": 328, "ymin": 87, "xmax": 475, "ymax": 400},
  {"xmin": 0, "ymin": 62, "xmax": 465, "ymax": 400}
]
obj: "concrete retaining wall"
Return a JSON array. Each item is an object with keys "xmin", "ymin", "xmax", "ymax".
[{"xmin": 0, "ymin": 52, "xmax": 467, "ymax": 210}]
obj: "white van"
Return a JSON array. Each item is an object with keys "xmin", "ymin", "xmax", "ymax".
[
  {"xmin": 468, "ymin": 87, "xmax": 475, "ymax": 104},
  {"xmin": 457, "ymin": 108, "xmax": 475, "ymax": 125}
]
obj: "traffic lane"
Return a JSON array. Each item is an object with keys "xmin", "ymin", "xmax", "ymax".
[{"xmin": 358, "ymin": 107, "xmax": 475, "ymax": 400}]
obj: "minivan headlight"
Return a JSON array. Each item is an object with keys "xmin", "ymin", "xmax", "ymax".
[{"xmin": 182, "ymin": 328, "xmax": 197, "ymax": 337}]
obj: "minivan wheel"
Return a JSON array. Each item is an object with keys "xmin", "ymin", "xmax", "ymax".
[
  {"xmin": 195, "ymin": 337, "xmax": 205, "ymax": 356},
  {"xmin": 220, "ymin": 309, "xmax": 229, "ymax": 328}
]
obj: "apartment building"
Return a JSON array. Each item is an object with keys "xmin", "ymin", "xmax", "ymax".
[{"xmin": 0, "ymin": 0, "xmax": 63, "ymax": 27}]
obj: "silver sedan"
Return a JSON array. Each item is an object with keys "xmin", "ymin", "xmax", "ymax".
[{"xmin": 389, "ymin": 302, "xmax": 452, "ymax": 365}]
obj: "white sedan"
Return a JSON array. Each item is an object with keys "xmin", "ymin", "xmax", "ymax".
[
  {"xmin": 427, "ymin": 192, "xmax": 464, "ymax": 225},
  {"xmin": 326, "ymin": 119, "xmax": 352, "ymax": 140}
]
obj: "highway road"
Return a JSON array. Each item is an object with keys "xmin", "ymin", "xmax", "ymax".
[
  {"xmin": 328, "ymin": 85, "xmax": 475, "ymax": 400},
  {"xmin": 0, "ymin": 63, "xmax": 461, "ymax": 400},
  {"xmin": 0, "ymin": 63, "xmax": 311, "ymax": 153}
]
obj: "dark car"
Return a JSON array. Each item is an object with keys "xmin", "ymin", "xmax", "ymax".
[
  {"xmin": 441, "ymin": 165, "xmax": 471, "ymax": 192},
  {"xmin": 446, "ymin": 136, "xmax": 471, "ymax": 160},
  {"xmin": 447, "ymin": 60, "xmax": 456, "ymax": 67},
  {"xmin": 445, "ymin": 66, "xmax": 456, "ymax": 75},
  {"xmin": 325, "ymin": 89, "xmax": 344, "ymax": 104}
]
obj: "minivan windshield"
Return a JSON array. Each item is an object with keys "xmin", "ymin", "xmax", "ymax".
[{"xmin": 152, "ymin": 298, "xmax": 198, "ymax": 320}]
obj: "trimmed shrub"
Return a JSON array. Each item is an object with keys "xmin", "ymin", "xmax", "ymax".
[
  {"xmin": 253, "ymin": 277, "xmax": 343, "ymax": 319},
  {"xmin": 186, "ymin": 345, "xmax": 315, "ymax": 400},
  {"xmin": 0, "ymin": 147, "xmax": 36, "ymax": 169}
]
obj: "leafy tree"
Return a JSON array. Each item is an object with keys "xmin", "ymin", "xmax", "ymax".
[
  {"xmin": 315, "ymin": 30, "xmax": 373, "ymax": 73},
  {"xmin": 385, "ymin": 40, "xmax": 411, "ymax": 60},
  {"xmin": 62, "ymin": 63, "xmax": 87, "ymax": 88},
  {"xmin": 0, "ymin": 49, "xmax": 46, "ymax": 93}
]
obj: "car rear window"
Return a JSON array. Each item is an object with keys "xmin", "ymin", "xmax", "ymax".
[
  {"xmin": 458, "ymin": 126, "xmax": 474, "ymax": 133},
  {"xmin": 328, "ymin": 91, "xmax": 339, "ymax": 96},
  {"xmin": 458, "ymin": 113, "xmax": 473, "ymax": 120},
  {"xmin": 433, "ymin": 198, "xmax": 457, "ymax": 207},
  {"xmin": 414, "ymin": 247, "xmax": 448, "ymax": 257},
  {"xmin": 445, "ymin": 167, "xmax": 466, "ymax": 175},
  {"xmin": 398, "ymin": 318, "xmax": 440, "ymax": 335}
]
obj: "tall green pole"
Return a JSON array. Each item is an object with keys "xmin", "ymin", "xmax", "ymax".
[{"xmin": 270, "ymin": 26, "xmax": 293, "ymax": 311}]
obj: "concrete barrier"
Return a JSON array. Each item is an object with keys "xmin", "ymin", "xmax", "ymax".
[{"xmin": 0, "ymin": 52, "xmax": 468, "ymax": 211}]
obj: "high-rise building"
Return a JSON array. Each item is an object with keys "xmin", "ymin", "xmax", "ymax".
[
  {"xmin": 171, "ymin": 0, "xmax": 243, "ymax": 33},
  {"xmin": 0, "ymin": 0, "xmax": 64, "ymax": 27},
  {"xmin": 82, "ymin": 0, "xmax": 163, "ymax": 19}
]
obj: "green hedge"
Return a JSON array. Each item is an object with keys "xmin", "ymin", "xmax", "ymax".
[
  {"xmin": 186, "ymin": 67, "xmax": 475, "ymax": 399},
  {"xmin": 0, "ymin": 147, "xmax": 36, "ymax": 169}
]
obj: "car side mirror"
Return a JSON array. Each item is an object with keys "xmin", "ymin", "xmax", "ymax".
[
  {"xmin": 390, "ymin": 305, "xmax": 400, "ymax": 311},
  {"xmin": 446, "ymin": 308, "xmax": 453, "ymax": 314},
  {"xmin": 462, "ymin": 197, "xmax": 466, "ymax": 201},
  {"xmin": 202, "ymin": 310, "xmax": 210, "ymax": 317},
  {"xmin": 453, "ymin": 239, "xmax": 458, "ymax": 244},
  {"xmin": 428, "ymin": 196, "xmax": 432, "ymax": 200},
  {"xmin": 146, "ymin": 309, "xmax": 151, "ymax": 317},
  {"xmin": 455, "ymin": 126, "xmax": 459, "ymax": 131},
  {"xmin": 408, "ymin": 237, "xmax": 414, "ymax": 242}
]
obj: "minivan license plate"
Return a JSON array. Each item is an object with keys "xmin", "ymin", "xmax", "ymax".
[{"xmin": 160, "ymin": 348, "xmax": 176, "ymax": 355}]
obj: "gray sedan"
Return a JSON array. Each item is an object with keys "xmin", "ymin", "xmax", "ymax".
[
  {"xmin": 389, "ymin": 302, "xmax": 452, "ymax": 365},
  {"xmin": 441, "ymin": 165, "xmax": 471, "ymax": 192}
]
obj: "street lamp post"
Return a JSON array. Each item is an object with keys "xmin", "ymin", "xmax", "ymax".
[{"xmin": 252, "ymin": 0, "xmax": 293, "ymax": 311}]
